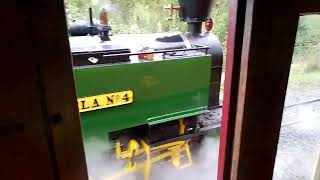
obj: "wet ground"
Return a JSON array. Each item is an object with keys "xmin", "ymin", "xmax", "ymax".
[
  {"xmin": 273, "ymin": 100, "xmax": 320, "ymax": 180},
  {"xmin": 285, "ymin": 87, "xmax": 320, "ymax": 106},
  {"xmin": 150, "ymin": 134, "xmax": 220, "ymax": 180}
]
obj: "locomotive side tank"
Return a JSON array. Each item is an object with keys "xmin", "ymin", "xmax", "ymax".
[{"xmin": 69, "ymin": 0, "xmax": 222, "ymax": 179}]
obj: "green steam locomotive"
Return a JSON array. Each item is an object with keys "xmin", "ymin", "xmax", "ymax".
[{"xmin": 69, "ymin": 0, "xmax": 223, "ymax": 179}]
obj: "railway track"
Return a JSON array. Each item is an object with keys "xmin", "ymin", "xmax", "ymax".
[
  {"xmin": 281, "ymin": 97, "xmax": 320, "ymax": 127},
  {"xmin": 284, "ymin": 97, "xmax": 320, "ymax": 108},
  {"xmin": 205, "ymin": 97, "xmax": 320, "ymax": 129}
]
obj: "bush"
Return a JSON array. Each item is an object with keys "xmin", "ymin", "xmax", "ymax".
[{"xmin": 304, "ymin": 50, "xmax": 320, "ymax": 73}]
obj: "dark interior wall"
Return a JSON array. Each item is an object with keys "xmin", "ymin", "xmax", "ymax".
[
  {"xmin": 1, "ymin": 1, "xmax": 55, "ymax": 179},
  {"xmin": 30, "ymin": 0, "xmax": 88, "ymax": 179},
  {"xmin": 0, "ymin": 1, "xmax": 87, "ymax": 179}
]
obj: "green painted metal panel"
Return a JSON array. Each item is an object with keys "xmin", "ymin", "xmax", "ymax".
[{"xmin": 74, "ymin": 56, "xmax": 211, "ymax": 139}]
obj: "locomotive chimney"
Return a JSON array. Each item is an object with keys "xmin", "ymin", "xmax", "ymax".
[{"xmin": 178, "ymin": 0, "xmax": 214, "ymax": 34}]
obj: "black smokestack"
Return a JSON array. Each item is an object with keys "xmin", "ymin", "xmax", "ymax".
[{"xmin": 178, "ymin": 0, "xmax": 214, "ymax": 34}]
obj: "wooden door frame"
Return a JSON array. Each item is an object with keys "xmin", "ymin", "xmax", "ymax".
[
  {"xmin": 218, "ymin": 0, "xmax": 320, "ymax": 179},
  {"xmin": 31, "ymin": 0, "xmax": 88, "ymax": 179}
]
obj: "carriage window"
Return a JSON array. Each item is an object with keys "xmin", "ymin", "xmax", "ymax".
[
  {"xmin": 273, "ymin": 15, "xmax": 320, "ymax": 180},
  {"xmin": 65, "ymin": 0, "xmax": 228, "ymax": 179}
]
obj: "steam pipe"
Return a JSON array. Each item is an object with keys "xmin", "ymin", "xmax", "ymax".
[
  {"xmin": 187, "ymin": 22, "xmax": 202, "ymax": 34},
  {"xmin": 89, "ymin": 8, "xmax": 94, "ymax": 26}
]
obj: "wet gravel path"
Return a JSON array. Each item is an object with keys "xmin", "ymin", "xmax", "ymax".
[
  {"xmin": 285, "ymin": 87, "xmax": 320, "ymax": 106},
  {"xmin": 273, "ymin": 100, "xmax": 320, "ymax": 180}
]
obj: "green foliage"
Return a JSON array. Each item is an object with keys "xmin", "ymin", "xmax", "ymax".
[
  {"xmin": 292, "ymin": 15, "xmax": 320, "ymax": 73},
  {"xmin": 304, "ymin": 44, "xmax": 320, "ymax": 73},
  {"xmin": 64, "ymin": 0, "xmax": 228, "ymax": 43},
  {"xmin": 288, "ymin": 61, "xmax": 320, "ymax": 89},
  {"xmin": 108, "ymin": 0, "xmax": 187, "ymax": 34},
  {"xmin": 211, "ymin": 0, "xmax": 228, "ymax": 43},
  {"xmin": 65, "ymin": 0, "xmax": 99, "ymax": 22},
  {"xmin": 294, "ymin": 15, "xmax": 320, "ymax": 56}
]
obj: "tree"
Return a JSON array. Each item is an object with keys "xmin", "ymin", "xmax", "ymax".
[{"xmin": 65, "ymin": 0, "xmax": 229, "ymax": 44}]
